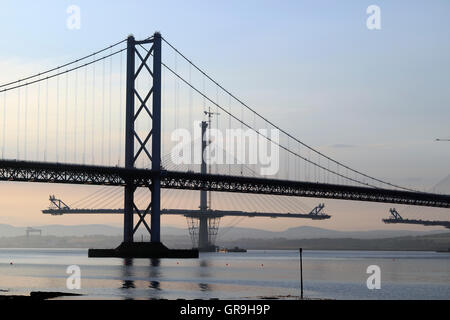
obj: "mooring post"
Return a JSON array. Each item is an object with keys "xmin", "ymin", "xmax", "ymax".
[
  {"xmin": 299, "ymin": 248, "xmax": 304, "ymax": 300},
  {"xmin": 151, "ymin": 32, "xmax": 162, "ymax": 243},
  {"xmin": 123, "ymin": 35, "xmax": 136, "ymax": 243}
]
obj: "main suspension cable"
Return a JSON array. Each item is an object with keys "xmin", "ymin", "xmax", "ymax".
[
  {"xmin": 161, "ymin": 37, "xmax": 417, "ymax": 192},
  {"xmin": 0, "ymin": 39, "xmax": 127, "ymax": 89}
]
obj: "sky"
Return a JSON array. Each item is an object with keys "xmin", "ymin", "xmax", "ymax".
[{"xmin": 0, "ymin": 0, "xmax": 449, "ymax": 232}]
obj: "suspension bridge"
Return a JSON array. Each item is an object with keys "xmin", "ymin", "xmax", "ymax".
[{"xmin": 1, "ymin": 32, "xmax": 449, "ymax": 257}]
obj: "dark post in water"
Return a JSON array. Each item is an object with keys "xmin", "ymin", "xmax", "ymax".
[{"xmin": 299, "ymin": 248, "xmax": 303, "ymax": 300}]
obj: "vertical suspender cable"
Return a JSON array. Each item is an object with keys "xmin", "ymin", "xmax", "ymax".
[
  {"xmin": 307, "ymin": 148, "xmax": 310, "ymax": 181},
  {"xmin": 91, "ymin": 54, "xmax": 96, "ymax": 164},
  {"xmin": 118, "ymin": 49, "xmax": 123, "ymax": 166},
  {"xmin": 188, "ymin": 64, "xmax": 193, "ymax": 171},
  {"xmin": 327, "ymin": 159, "xmax": 330, "ymax": 184},
  {"xmin": 174, "ymin": 53, "xmax": 178, "ymax": 131},
  {"xmin": 147, "ymin": 48, "xmax": 152, "ymax": 169},
  {"xmin": 2, "ymin": 91, "xmax": 6, "ymax": 158},
  {"xmin": 287, "ymin": 138, "xmax": 290, "ymax": 180},
  {"xmin": 64, "ymin": 70, "xmax": 68, "ymax": 162},
  {"xmin": 162, "ymin": 63, "xmax": 167, "ymax": 161},
  {"xmin": 216, "ymin": 86, "xmax": 219, "ymax": 175},
  {"xmin": 17, "ymin": 82, "xmax": 20, "ymax": 159},
  {"xmin": 135, "ymin": 64, "xmax": 140, "ymax": 166},
  {"xmin": 314, "ymin": 154, "xmax": 317, "ymax": 182},
  {"xmin": 202, "ymin": 76, "xmax": 206, "ymax": 113},
  {"xmin": 240, "ymin": 103, "xmax": 244, "ymax": 176},
  {"xmin": 101, "ymin": 57, "xmax": 105, "ymax": 165},
  {"xmin": 56, "ymin": 68, "xmax": 60, "ymax": 162},
  {"xmin": 337, "ymin": 163, "xmax": 340, "ymax": 185},
  {"xmin": 74, "ymin": 67, "xmax": 78, "ymax": 163},
  {"xmin": 228, "ymin": 95, "xmax": 231, "ymax": 176},
  {"xmin": 318, "ymin": 157, "xmax": 322, "ymax": 183},
  {"xmin": 298, "ymin": 145, "xmax": 301, "ymax": 181},
  {"xmin": 108, "ymin": 49, "xmax": 113, "ymax": 166},
  {"xmin": 36, "ymin": 77, "xmax": 41, "ymax": 161},
  {"xmin": 252, "ymin": 111, "xmax": 256, "ymax": 176},
  {"xmin": 44, "ymin": 77, "xmax": 49, "ymax": 161},
  {"xmin": 83, "ymin": 63, "xmax": 87, "ymax": 164},
  {"xmin": 24, "ymin": 85, "xmax": 28, "ymax": 160}
]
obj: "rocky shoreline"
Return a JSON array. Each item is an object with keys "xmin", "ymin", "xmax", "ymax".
[{"xmin": 0, "ymin": 291, "xmax": 82, "ymax": 300}]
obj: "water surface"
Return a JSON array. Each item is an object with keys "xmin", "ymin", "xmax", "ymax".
[{"xmin": 0, "ymin": 249, "xmax": 449, "ymax": 299}]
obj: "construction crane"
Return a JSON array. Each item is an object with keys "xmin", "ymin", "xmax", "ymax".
[
  {"xmin": 48, "ymin": 195, "xmax": 70, "ymax": 212},
  {"xmin": 203, "ymin": 107, "xmax": 220, "ymax": 211},
  {"xmin": 26, "ymin": 227, "xmax": 42, "ymax": 237},
  {"xmin": 383, "ymin": 208, "xmax": 450, "ymax": 229}
]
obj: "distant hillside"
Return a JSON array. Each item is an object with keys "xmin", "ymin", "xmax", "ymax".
[
  {"xmin": 0, "ymin": 234, "xmax": 193, "ymax": 249},
  {"xmin": 0, "ymin": 224, "xmax": 185, "ymax": 238},
  {"xmin": 217, "ymin": 226, "xmax": 444, "ymax": 240},
  {"xmin": 0, "ymin": 232, "xmax": 449, "ymax": 251},
  {"xmin": 0, "ymin": 223, "xmax": 445, "ymax": 240},
  {"xmin": 218, "ymin": 232, "xmax": 450, "ymax": 251}
]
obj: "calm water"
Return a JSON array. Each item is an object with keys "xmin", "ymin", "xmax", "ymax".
[{"xmin": 0, "ymin": 249, "xmax": 449, "ymax": 300}]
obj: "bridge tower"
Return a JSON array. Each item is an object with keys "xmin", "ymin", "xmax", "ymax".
[
  {"xmin": 185, "ymin": 119, "xmax": 221, "ymax": 251},
  {"xmin": 123, "ymin": 33, "xmax": 162, "ymax": 244},
  {"xmin": 195, "ymin": 120, "xmax": 220, "ymax": 251},
  {"xmin": 89, "ymin": 32, "xmax": 197, "ymax": 258},
  {"xmin": 198, "ymin": 121, "xmax": 210, "ymax": 250}
]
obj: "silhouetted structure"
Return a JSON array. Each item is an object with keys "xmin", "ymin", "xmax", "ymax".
[
  {"xmin": 25, "ymin": 227, "xmax": 42, "ymax": 238},
  {"xmin": 383, "ymin": 208, "xmax": 450, "ymax": 229}
]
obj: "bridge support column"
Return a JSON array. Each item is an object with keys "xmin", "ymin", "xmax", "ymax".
[
  {"xmin": 89, "ymin": 32, "xmax": 197, "ymax": 258},
  {"xmin": 195, "ymin": 121, "xmax": 219, "ymax": 252},
  {"xmin": 199, "ymin": 121, "xmax": 209, "ymax": 250},
  {"xmin": 150, "ymin": 32, "xmax": 162, "ymax": 243},
  {"xmin": 123, "ymin": 33, "xmax": 161, "ymax": 244},
  {"xmin": 123, "ymin": 35, "xmax": 136, "ymax": 243}
]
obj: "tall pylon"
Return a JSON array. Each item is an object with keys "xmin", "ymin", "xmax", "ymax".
[
  {"xmin": 89, "ymin": 32, "xmax": 197, "ymax": 258},
  {"xmin": 123, "ymin": 32, "xmax": 162, "ymax": 244},
  {"xmin": 189, "ymin": 119, "xmax": 220, "ymax": 252}
]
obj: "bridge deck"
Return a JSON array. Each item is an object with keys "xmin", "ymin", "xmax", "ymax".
[
  {"xmin": 41, "ymin": 208, "xmax": 330, "ymax": 219},
  {"xmin": 1, "ymin": 160, "xmax": 450, "ymax": 208},
  {"xmin": 383, "ymin": 218, "xmax": 450, "ymax": 229}
]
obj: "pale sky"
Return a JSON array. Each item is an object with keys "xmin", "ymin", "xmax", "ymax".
[{"xmin": 0, "ymin": 0, "xmax": 449, "ymax": 233}]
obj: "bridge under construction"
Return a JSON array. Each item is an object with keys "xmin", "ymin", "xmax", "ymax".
[
  {"xmin": 41, "ymin": 118, "xmax": 330, "ymax": 252},
  {"xmin": 43, "ymin": 196, "xmax": 329, "ymax": 252},
  {"xmin": 383, "ymin": 208, "xmax": 450, "ymax": 229}
]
